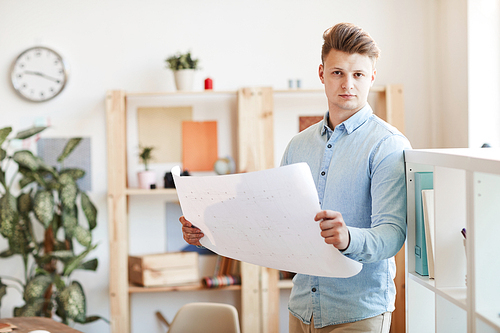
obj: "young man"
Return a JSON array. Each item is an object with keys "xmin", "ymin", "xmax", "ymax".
[{"xmin": 180, "ymin": 22, "xmax": 410, "ymax": 333}]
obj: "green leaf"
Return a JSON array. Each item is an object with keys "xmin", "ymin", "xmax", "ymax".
[
  {"xmin": 19, "ymin": 176, "xmax": 35, "ymax": 189},
  {"xmin": 62, "ymin": 207, "xmax": 78, "ymax": 237},
  {"xmin": 0, "ymin": 127, "xmax": 12, "ymax": 146},
  {"xmin": 0, "ymin": 248, "xmax": 15, "ymax": 258},
  {"xmin": 0, "ymin": 148, "xmax": 6, "ymax": 161},
  {"xmin": 74, "ymin": 225, "xmax": 92, "ymax": 247},
  {"xmin": 14, "ymin": 298, "xmax": 46, "ymax": 317},
  {"xmin": 0, "ymin": 278, "xmax": 7, "ymax": 308},
  {"xmin": 57, "ymin": 138, "xmax": 82, "ymax": 163},
  {"xmin": 61, "ymin": 168, "xmax": 86, "ymax": 180},
  {"xmin": 52, "ymin": 273, "xmax": 66, "ymax": 292},
  {"xmin": 80, "ymin": 192, "xmax": 97, "ymax": 230},
  {"xmin": 61, "ymin": 182, "xmax": 78, "ymax": 209},
  {"xmin": 13, "ymin": 150, "xmax": 39, "ymax": 171},
  {"xmin": 76, "ymin": 315, "xmax": 109, "ymax": 324},
  {"xmin": 33, "ymin": 190, "xmax": 54, "ymax": 228},
  {"xmin": 24, "ymin": 275, "xmax": 52, "ymax": 302},
  {"xmin": 78, "ymin": 258, "xmax": 98, "ymax": 271},
  {"xmin": 0, "ymin": 192, "xmax": 18, "ymax": 238},
  {"xmin": 15, "ymin": 126, "xmax": 47, "ymax": 140},
  {"xmin": 8, "ymin": 222, "xmax": 29, "ymax": 255},
  {"xmin": 63, "ymin": 245, "xmax": 97, "ymax": 276},
  {"xmin": 57, "ymin": 281, "xmax": 86, "ymax": 322},
  {"xmin": 17, "ymin": 192, "xmax": 32, "ymax": 215}
]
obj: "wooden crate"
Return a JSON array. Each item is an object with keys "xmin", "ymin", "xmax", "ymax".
[{"xmin": 128, "ymin": 252, "xmax": 199, "ymax": 287}]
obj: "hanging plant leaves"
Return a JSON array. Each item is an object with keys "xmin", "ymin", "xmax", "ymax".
[
  {"xmin": 13, "ymin": 150, "xmax": 40, "ymax": 171},
  {"xmin": 15, "ymin": 126, "xmax": 47, "ymax": 140},
  {"xmin": 80, "ymin": 192, "xmax": 97, "ymax": 230},
  {"xmin": 61, "ymin": 168, "xmax": 86, "ymax": 180},
  {"xmin": 57, "ymin": 138, "xmax": 82, "ymax": 163},
  {"xmin": 57, "ymin": 281, "xmax": 86, "ymax": 323},
  {"xmin": 0, "ymin": 127, "xmax": 12, "ymax": 146},
  {"xmin": 0, "ymin": 192, "xmax": 18, "ymax": 238},
  {"xmin": 17, "ymin": 192, "xmax": 32, "ymax": 215},
  {"xmin": 24, "ymin": 275, "xmax": 52, "ymax": 303},
  {"xmin": 33, "ymin": 191, "xmax": 54, "ymax": 228}
]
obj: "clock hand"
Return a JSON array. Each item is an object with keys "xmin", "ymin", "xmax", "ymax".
[{"xmin": 23, "ymin": 70, "xmax": 61, "ymax": 83}]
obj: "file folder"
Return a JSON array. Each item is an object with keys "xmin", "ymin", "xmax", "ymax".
[{"xmin": 414, "ymin": 172, "xmax": 433, "ymax": 276}]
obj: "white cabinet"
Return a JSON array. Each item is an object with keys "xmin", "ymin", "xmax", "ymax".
[{"xmin": 405, "ymin": 148, "xmax": 500, "ymax": 333}]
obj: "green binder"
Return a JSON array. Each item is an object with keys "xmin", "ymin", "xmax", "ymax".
[{"xmin": 415, "ymin": 172, "xmax": 433, "ymax": 276}]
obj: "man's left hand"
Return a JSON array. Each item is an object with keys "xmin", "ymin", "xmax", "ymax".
[{"xmin": 315, "ymin": 210, "xmax": 350, "ymax": 251}]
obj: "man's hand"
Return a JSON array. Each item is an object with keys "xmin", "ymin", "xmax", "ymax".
[
  {"xmin": 179, "ymin": 216, "xmax": 204, "ymax": 246},
  {"xmin": 315, "ymin": 210, "xmax": 350, "ymax": 251}
]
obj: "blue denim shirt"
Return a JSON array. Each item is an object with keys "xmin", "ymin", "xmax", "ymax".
[{"xmin": 281, "ymin": 104, "xmax": 411, "ymax": 327}]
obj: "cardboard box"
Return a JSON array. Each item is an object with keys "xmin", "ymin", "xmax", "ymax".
[{"xmin": 128, "ymin": 252, "xmax": 199, "ymax": 287}]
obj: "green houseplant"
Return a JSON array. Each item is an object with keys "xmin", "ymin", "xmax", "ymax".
[
  {"xmin": 137, "ymin": 145, "xmax": 156, "ymax": 189},
  {"xmin": 0, "ymin": 126, "xmax": 106, "ymax": 325},
  {"xmin": 165, "ymin": 51, "xmax": 199, "ymax": 91}
]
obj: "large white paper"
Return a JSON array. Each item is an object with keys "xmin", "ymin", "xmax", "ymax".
[{"xmin": 172, "ymin": 163, "xmax": 362, "ymax": 278}]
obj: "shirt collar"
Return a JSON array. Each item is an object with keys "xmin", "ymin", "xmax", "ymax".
[{"xmin": 321, "ymin": 104, "xmax": 373, "ymax": 136}]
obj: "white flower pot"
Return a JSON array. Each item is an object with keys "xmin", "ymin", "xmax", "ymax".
[
  {"xmin": 173, "ymin": 69, "xmax": 195, "ymax": 91},
  {"xmin": 138, "ymin": 170, "xmax": 156, "ymax": 189}
]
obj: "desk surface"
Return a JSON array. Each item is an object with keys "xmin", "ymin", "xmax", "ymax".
[{"xmin": 0, "ymin": 317, "xmax": 82, "ymax": 333}]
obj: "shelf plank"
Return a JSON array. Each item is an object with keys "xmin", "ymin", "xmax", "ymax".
[
  {"xmin": 277, "ymin": 279, "xmax": 293, "ymax": 289},
  {"xmin": 128, "ymin": 282, "xmax": 241, "ymax": 293},
  {"xmin": 125, "ymin": 188, "xmax": 177, "ymax": 196}
]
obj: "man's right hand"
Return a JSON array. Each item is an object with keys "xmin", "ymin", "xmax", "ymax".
[{"xmin": 179, "ymin": 216, "xmax": 204, "ymax": 246}]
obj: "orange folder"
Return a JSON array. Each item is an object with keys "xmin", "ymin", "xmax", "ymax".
[{"xmin": 182, "ymin": 121, "xmax": 218, "ymax": 171}]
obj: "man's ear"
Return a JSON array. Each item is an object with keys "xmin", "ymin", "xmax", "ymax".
[
  {"xmin": 319, "ymin": 64, "xmax": 325, "ymax": 84},
  {"xmin": 370, "ymin": 68, "xmax": 377, "ymax": 86}
]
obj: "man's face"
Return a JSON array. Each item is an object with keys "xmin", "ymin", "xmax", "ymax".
[{"xmin": 319, "ymin": 49, "xmax": 376, "ymax": 118}]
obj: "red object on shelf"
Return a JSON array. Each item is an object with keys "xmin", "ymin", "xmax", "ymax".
[{"xmin": 204, "ymin": 77, "xmax": 213, "ymax": 90}]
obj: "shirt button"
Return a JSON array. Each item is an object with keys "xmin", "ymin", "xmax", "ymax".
[
  {"xmin": 327, "ymin": 144, "xmax": 332, "ymax": 148},
  {"xmin": 321, "ymin": 171, "xmax": 326, "ymax": 176},
  {"xmin": 312, "ymin": 288, "xmax": 317, "ymax": 292}
]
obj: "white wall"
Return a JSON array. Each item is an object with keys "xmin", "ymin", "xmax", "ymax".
[{"xmin": 0, "ymin": 1, "xmax": 463, "ymax": 332}]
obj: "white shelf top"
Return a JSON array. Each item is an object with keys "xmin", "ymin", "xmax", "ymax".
[{"xmin": 405, "ymin": 148, "xmax": 500, "ymax": 174}]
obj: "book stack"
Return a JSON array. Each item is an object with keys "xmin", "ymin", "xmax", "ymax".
[{"xmin": 202, "ymin": 256, "xmax": 241, "ymax": 288}]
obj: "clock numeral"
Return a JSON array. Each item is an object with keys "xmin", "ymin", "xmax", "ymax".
[
  {"xmin": 35, "ymin": 51, "xmax": 41, "ymax": 57},
  {"xmin": 54, "ymin": 60, "xmax": 59, "ymax": 65},
  {"xmin": 17, "ymin": 74, "xmax": 22, "ymax": 79},
  {"xmin": 19, "ymin": 63, "xmax": 25, "ymax": 68},
  {"xmin": 22, "ymin": 84, "xmax": 27, "ymax": 89},
  {"xmin": 30, "ymin": 89, "xmax": 35, "ymax": 95},
  {"xmin": 40, "ymin": 92, "xmax": 44, "ymax": 97},
  {"xmin": 49, "ymin": 87, "xmax": 55, "ymax": 92}
]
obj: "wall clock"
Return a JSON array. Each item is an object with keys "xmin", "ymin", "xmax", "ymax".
[{"xmin": 10, "ymin": 46, "xmax": 69, "ymax": 102}]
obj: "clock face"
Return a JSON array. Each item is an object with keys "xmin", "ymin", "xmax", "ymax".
[{"xmin": 10, "ymin": 46, "xmax": 68, "ymax": 102}]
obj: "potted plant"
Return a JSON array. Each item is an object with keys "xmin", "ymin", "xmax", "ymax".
[
  {"xmin": 165, "ymin": 51, "xmax": 199, "ymax": 91},
  {"xmin": 138, "ymin": 145, "xmax": 156, "ymax": 189},
  {"xmin": 0, "ymin": 126, "xmax": 106, "ymax": 325}
]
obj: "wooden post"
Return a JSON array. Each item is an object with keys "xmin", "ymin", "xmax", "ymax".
[
  {"xmin": 241, "ymin": 262, "xmax": 262, "ymax": 333},
  {"xmin": 106, "ymin": 90, "xmax": 129, "ymax": 333},
  {"xmin": 261, "ymin": 267, "xmax": 280, "ymax": 333},
  {"xmin": 237, "ymin": 87, "xmax": 274, "ymax": 173},
  {"xmin": 385, "ymin": 84, "xmax": 405, "ymax": 134}
]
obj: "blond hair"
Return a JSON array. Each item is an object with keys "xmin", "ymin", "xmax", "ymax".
[{"xmin": 321, "ymin": 23, "xmax": 380, "ymax": 65}]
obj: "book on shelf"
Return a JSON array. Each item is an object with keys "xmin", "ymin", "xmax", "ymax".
[
  {"xmin": 414, "ymin": 172, "xmax": 433, "ymax": 276},
  {"xmin": 213, "ymin": 255, "xmax": 239, "ymax": 276},
  {"xmin": 422, "ymin": 189, "xmax": 435, "ymax": 279}
]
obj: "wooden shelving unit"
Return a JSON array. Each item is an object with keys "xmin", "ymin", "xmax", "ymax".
[
  {"xmin": 106, "ymin": 85, "xmax": 406, "ymax": 333},
  {"xmin": 405, "ymin": 149, "xmax": 500, "ymax": 333}
]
